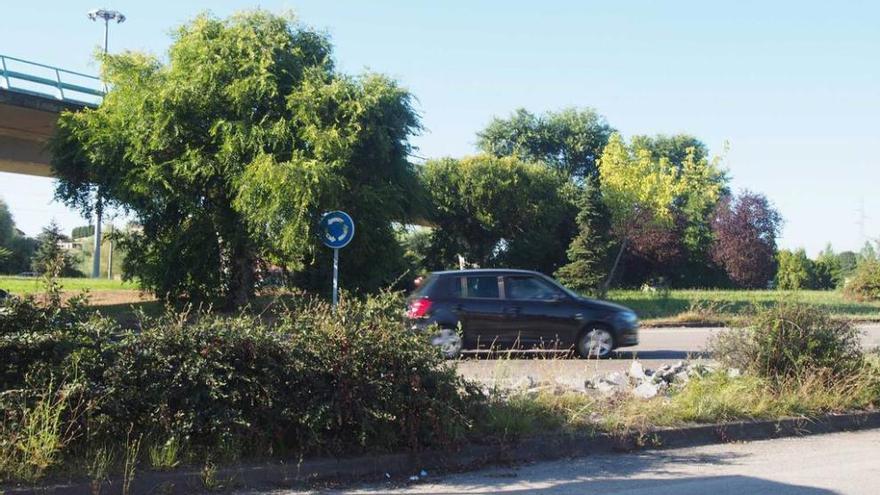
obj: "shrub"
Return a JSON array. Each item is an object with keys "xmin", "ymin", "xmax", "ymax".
[
  {"xmin": 0, "ymin": 292, "xmax": 117, "ymax": 392},
  {"xmin": 0, "ymin": 291, "xmax": 480, "ymax": 482},
  {"xmin": 844, "ymin": 260, "xmax": 880, "ymax": 301},
  {"xmin": 710, "ymin": 303, "xmax": 863, "ymax": 381}
]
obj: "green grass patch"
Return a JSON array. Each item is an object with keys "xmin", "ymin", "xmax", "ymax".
[
  {"xmin": 607, "ymin": 289, "xmax": 880, "ymax": 325},
  {"xmin": 0, "ymin": 276, "xmax": 134, "ymax": 295}
]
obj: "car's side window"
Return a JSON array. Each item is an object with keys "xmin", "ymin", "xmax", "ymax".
[
  {"xmin": 452, "ymin": 276, "xmax": 500, "ymax": 298},
  {"xmin": 506, "ymin": 276, "xmax": 564, "ymax": 301}
]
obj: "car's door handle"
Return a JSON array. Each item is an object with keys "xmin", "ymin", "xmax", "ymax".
[
  {"xmin": 505, "ymin": 306, "xmax": 521, "ymax": 316},
  {"xmin": 573, "ymin": 313, "xmax": 584, "ymax": 321},
  {"xmin": 453, "ymin": 304, "xmax": 463, "ymax": 312}
]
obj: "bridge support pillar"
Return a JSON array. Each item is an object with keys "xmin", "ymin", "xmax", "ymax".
[{"xmin": 91, "ymin": 197, "xmax": 102, "ymax": 278}]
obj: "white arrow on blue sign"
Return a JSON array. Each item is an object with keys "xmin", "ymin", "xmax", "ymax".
[{"xmin": 319, "ymin": 211, "xmax": 355, "ymax": 249}]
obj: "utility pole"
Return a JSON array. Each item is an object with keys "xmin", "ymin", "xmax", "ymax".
[
  {"xmin": 87, "ymin": 8, "xmax": 125, "ymax": 278},
  {"xmin": 107, "ymin": 222, "xmax": 113, "ymax": 279}
]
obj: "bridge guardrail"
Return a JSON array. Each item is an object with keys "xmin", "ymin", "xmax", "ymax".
[{"xmin": 0, "ymin": 54, "xmax": 104, "ymax": 106}]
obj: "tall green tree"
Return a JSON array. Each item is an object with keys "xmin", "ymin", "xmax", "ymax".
[
  {"xmin": 31, "ymin": 221, "xmax": 81, "ymax": 277},
  {"xmin": 0, "ymin": 198, "xmax": 38, "ymax": 274},
  {"xmin": 0, "ymin": 198, "xmax": 13, "ymax": 247},
  {"xmin": 776, "ymin": 248, "xmax": 814, "ymax": 290},
  {"xmin": 0, "ymin": 199, "xmax": 15, "ymax": 270},
  {"xmin": 554, "ymin": 174, "xmax": 612, "ymax": 295},
  {"xmin": 597, "ymin": 133, "xmax": 680, "ymax": 287},
  {"xmin": 597, "ymin": 133, "xmax": 727, "ymax": 288},
  {"xmin": 476, "ymin": 107, "xmax": 614, "ymax": 179},
  {"xmin": 813, "ymin": 244, "xmax": 842, "ymax": 289},
  {"xmin": 627, "ymin": 135, "xmax": 727, "ymax": 285},
  {"xmin": 51, "ymin": 11, "xmax": 421, "ymax": 307},
  {"xmin": 837, "ymin": 250, "xmax": 859, "ymax": 280},
  {"xmin": 420, "ymin": 155, "xmax": 576, "ymax": 274}
]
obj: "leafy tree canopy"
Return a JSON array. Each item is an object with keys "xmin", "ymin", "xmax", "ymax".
[
  {"xmin": 776, "ymin": 248, "xmax": 814, "ymax": 290},
  {"xmin": 420, "ymin": 155, "xmax": 576, "ymax": 274},
  {"xmin": 813, "ymin": 244, "xmax": 842, "ymax": 289},
  {"xmin": 630, "ymin": 134, "xmax": 709, "ymax": 171},
  {"xmin": 598, "ymin": 133, "xmax": 681, "ymax": 234},
  {"xmin": 0, "ymin": 198, "xmax": 38, "ymax": 274},
  {"xmin": 0, "ymin": 198, "xmax": 14, "ymax": 247},
  {"xmin": 476, "ymin": 107, "xmax": 614, "ymax": 179},
  {"xmin": 711, "ymin": 191, "xmax": 782, "ymax": 289},
  {"xmin": 51, "ymin": 10, "xmax": 421, "ymax": 306},
  {"xmin": 31, "ymin": 221, "xmax": 81, "ymax": 277},
  {"xmin": 597, "ymin": 133, "xmax": 728, "ymax": 287}
]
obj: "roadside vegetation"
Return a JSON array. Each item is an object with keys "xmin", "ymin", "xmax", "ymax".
[
  {"xmin": 479, "ymin": 302, "xmax": 880, "ymax": 441},
  {"xmin": 2, "ymin": 280, "xmax": 879, "ymax": 487},
  {"xmin": 0, "ymin": 288, "xmax": 479, "ymax": 485}
]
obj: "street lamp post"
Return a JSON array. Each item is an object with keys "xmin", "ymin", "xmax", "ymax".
[{"xmin": 86, "ymin": 8, "xmax": 124, "ymax": 278}]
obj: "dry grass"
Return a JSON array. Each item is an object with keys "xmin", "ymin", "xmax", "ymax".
[{"xmin": 480, "ymin": 355, "xmax": 880, "ymax": 440}]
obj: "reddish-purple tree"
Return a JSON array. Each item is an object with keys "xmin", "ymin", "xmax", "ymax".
[
  {"xmin": 710, "ymin": 191, "xmax": 782, "ymax": 288},
  {"xmin": 618, "ymin": 210, "xmax": 687, "ymax": 286}
]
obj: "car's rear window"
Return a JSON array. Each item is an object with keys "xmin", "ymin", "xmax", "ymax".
[
  {"xmin": 506, "ymin": 276, "xmax": 565, "ymax": 300},
  {"xmin": 450, "ymin": 276, "xmax": 500, "ymax": 298},
  {"xmin": 411, "ymin": 274, "xmax": 437, "ymax": 297}
]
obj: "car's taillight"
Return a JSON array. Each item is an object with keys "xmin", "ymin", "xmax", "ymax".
[{"xmin": 407, "ymin": 297, "xmax": 433, "ymax": 318}]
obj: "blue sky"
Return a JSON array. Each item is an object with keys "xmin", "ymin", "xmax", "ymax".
[{"xmin": 2, "ymin": 0, "xmax": 878, "ymax": 255}]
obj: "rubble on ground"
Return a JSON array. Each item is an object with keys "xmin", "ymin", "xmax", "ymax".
[
  {"xmin": 584, "ymin": 360, "xmax": 731, "ymax": 398},
  {"xmin": 472, "ymin": 359, "xmax": 741, "ymax": 399}
]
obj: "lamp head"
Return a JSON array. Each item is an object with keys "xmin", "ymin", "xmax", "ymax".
[{"xmin": 87, "ymin": 8, "xmax": 125, "ymax": 23}]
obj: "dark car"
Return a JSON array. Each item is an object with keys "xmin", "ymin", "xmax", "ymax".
[{"xmin": 406, "ymin": 269, "xmax": 639, "ymax": 359}]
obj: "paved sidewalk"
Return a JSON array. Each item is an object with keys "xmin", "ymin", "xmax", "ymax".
[{"xmin": 243, "ymin": 429, "xmax": 880, "ymax": 494}]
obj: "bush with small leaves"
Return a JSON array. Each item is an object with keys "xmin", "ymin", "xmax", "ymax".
[
  {"xmin": 710, "ymin": 303, "xmax": 863, "ymax": 381},
  {"xmin": 844, "ymin": 260, "xmax": 880, "ymax": 302},
  {"xmin": 1, "ymin": 290, "xmax": 482, "ymax": 481}
]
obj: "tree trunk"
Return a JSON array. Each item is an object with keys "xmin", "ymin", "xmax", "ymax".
[
  {"xmin": 603, "ymin": 238, "xmax": 628, "ymax": 292},
  {"xmin": 227, "ymin": 244, "xmax": 256, "ymax": 310}
]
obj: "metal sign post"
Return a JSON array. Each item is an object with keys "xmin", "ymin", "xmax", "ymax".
[
  {"xmin": 319, "ymin": 211, "xmax": 355, "ymax": 307},
  {"xmin": 332, "ymin": 248, "xmax": 339, "ymax": 306}
]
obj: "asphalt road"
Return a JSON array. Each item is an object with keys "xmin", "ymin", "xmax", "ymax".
[
  {"xmin": 270, "ymin": 429, "xmax": 879, "ymax": 494},
  {"xmin": 455, "ymin": 324, "xmax": 880, "ymax": 389}
]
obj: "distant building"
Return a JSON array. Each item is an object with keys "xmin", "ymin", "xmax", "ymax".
[{"xmin": 57, "ymin": 240, "xmax": 83, "ymax": 251}]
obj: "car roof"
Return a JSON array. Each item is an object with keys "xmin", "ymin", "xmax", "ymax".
[{"xmin": 430, "ymin": 268, "xmax": 545, "ymax": 277}]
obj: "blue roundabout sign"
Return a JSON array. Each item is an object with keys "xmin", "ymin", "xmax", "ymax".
[
  {"xmin": 319, "ymin": 211, "xmax": 355, "ymax": 307},
  {"xmin": 319, "ymin": 211, "xmax": 355, "ymax": 249}
]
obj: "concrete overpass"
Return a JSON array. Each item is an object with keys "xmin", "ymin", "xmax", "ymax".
[
  {"xmin": 0, "ymin": 54, "xmax": 103, "ymax": 177},
  {"xmin": 1, "ymin": 54, "xmax": 105, "ymax": 276}
]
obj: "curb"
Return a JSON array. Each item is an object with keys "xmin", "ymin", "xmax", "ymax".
[{"xmin": 5, "ymin": 411, "xmax": 880, "ymax": 494}]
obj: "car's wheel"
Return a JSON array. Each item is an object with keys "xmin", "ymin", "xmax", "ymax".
[
  {"xmin": 576, "ymin": 326, "xmax": 615, "ymax": 359},
  {"xmin": 431, "ymin": 328, "xmax": 463, "ymax": 359}
]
